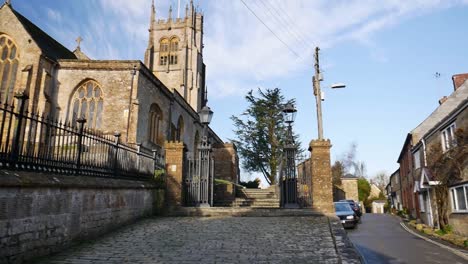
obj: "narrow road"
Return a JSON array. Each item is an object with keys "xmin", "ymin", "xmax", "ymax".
[{"xmin": 347, "ymin": 213, "xmax": 467, "ymax": 264}]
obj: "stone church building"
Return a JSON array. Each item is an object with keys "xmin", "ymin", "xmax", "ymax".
[{"xmin": 0, "ymin": 1, "xmax": 228, "ymax": 158}]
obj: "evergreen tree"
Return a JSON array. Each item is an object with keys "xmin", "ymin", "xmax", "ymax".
[{"xmin": 230, "ymin": 88, "xmax": 301, "ymax": 185}]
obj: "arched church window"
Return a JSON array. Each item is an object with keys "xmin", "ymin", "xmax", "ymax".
[
  {"xmin": 149, "ymin": 103, "xmax": 163, "ymax": 145},
  {"xmin": 159, "ymin": 38, "xmax": 169, "ymax": 66},
  {"xmin": 0, "ymin": 34, "xmax": 19, "ymax": 103},
  {"xmin": 169, "ymin": 38, "xmax": 178, "ymax": 65},
  {"xmin": 70, "ymin": 80, "xmax": 103, "ymax": 129},
  {"xmin": 176, "ymin": 115, "xmax": 184, "ymax": 141}
]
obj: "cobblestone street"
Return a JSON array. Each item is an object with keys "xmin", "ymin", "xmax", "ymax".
[{"xmin": 32, "ymin": 216, "xmax": 352, "ymax": 264}]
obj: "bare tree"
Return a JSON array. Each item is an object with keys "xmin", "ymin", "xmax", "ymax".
[
  {"xmin": 427, "ymin": 128, "xmax": 467, "ymax": 230},
  {"xmin": 371, "ymin": 171, "xmax": 389, "ymax": 192}
]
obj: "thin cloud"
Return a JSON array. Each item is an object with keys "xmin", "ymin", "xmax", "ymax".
[{"xmin": 33, "ymin": 0, "xmax": 468, "ymax": 98}]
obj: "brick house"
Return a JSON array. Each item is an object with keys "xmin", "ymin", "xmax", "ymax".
[
  {"xmin": 397, "ymin": 134, "xmax": 421, "ymax": 219},
  {"xmin": 397, "ymin": 74, "xmax": 468, "ymax": 235},
  {"xmin": 387, "ymin": 169, "xmax": 402, "ymax": 211}
]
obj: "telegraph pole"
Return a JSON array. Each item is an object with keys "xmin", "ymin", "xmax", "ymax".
[{"xmin": 313, "ymin": 47, "xmax": 324, "ymax": 139}]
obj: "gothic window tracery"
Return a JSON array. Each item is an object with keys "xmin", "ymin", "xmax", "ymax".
[
  {"xmin": 70, "ymin": 80, "xmax": 103, "ymax": 129},
  {"xmin": 0, "ymin": 34, "xmax": 19, "ymax": 103},
  {"xmin": 149, "ymin": 103, "xmax": 163, "ymax": 145},
  {"xmin": 159, "ymin": 38, "xmax": 169, "ymax": 65},
  {"xmin": 169, "ymin": 38, "xmax": 178, "ymax": 65}
]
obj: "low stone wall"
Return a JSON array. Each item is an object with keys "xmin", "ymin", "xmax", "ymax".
[
  {"xmin": 449, "ymin": 213, "xmax": 468, "ymax": 236},
  {"xmin": 0, "ymin": 170, "xmax": 164, "ymax": 263}
]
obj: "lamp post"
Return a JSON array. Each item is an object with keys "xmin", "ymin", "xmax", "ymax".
[
  {"xmin": 198, "ymin": 105, "xmax": 214, "ymax": 143},
  {"xmin": 313, "ymin": 47, "xmax": 346, "ymax": 139},
  {"xmin": 196, "ymin": 105, "xmax": 214, "ymax": 207},
  {"xmin": 281, "ymin": 103, "xmax": 298, "ymax": 208}
]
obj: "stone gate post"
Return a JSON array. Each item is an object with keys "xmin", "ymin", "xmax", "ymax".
[
  {"xmin": 165, "ymin": 141, "xmax": 185, "ymax": 209},
  {"xmin": 309, "ymin": 139, "xmax": 334, "ymax": 214}
]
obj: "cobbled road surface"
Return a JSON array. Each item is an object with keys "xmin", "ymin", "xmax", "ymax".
[{"xmin": 33, "ymin": 216, "xmax": 344, "ymax": 264}]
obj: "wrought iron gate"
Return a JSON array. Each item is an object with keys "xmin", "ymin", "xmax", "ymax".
[
  {"xmin": 297, "ymin": 159, "xmax": 312, "ymax": 208},
  {"xmin": 184, "ymin": 141, "xmax": 214, "ymax": 207},
  {"xmin": 280, "ymin": 145, "xmax": 299, "ymax": 208}
]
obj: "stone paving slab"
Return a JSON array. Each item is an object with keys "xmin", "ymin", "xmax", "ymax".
[{"xmin": 31, "ymin": 216, "xmax": 358, "ymax": 264}]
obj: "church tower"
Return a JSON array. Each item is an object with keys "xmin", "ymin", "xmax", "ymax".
[{"xmin": 144, "ymin": 0, "xmax": 206, "ymax": 112}]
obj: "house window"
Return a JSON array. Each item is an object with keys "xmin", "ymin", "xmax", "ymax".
[
  {"xmin": 419, "ymin": 193, "xmax": 426, "ymax": 212},
  {"xmin": 0, "ymin": 34, "xmax": 19, "ymax": 104},
  {"xmin": 70, "ymin": 80, "xmax": 104, "ymax": 129},
  {"xmin": 413, "ymin": 150, "xmax": 421, "ymax": 169},
  {"xmin": 450, "ymin": 184, "xmax": 468, "ymax": 212},
  {"xmin": 441, "ymin": 123, "xmax": 456, "ymax": 152}
]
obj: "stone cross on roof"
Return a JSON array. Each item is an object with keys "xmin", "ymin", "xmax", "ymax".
[
  {"xmin": 76, "ymin": 36, "xmax": 82, "ymax": 50},
  {"xmin": 5, "ymin": 0, "xmax": 11, "ymax": 5}
]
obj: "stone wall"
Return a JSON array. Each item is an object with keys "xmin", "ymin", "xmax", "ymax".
[
  {"xmin": 212, "ymin": 143, "xmax": 239, "ymax": 202},
  {"xmin": 0, "ymin": 171, "xmax": 164, "ymax": 263},
  {"xmin": 341, "ymin": 177, "xmax": 359, "ymax": 202},
  {"xmin": 309, "ymin": 139, "xmax": 334, "ymax": 214},
  {"xmin": 448, "ymin": 213, "xmax": 468, "ymax": 236},
  {"xmin": 333, "ymin": 185, "xmax": 346, "ymax": 202}
]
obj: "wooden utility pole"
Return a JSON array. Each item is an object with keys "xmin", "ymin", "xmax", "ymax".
[{"xmin": 313, "ymin": 47, "xmax": 324, "ymax": 139}]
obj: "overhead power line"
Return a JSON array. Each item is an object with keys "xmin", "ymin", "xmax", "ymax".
[
  {"xmin": 272, "ymin": 0, "xmax": 317, "ymax": 50},
  {"xmin": 239, "ymin": 0, "xmax": 300, "ymax": 58},
  {"xmin": 258, "ymin": 0, "xmax": 314, "ymax": 52}
]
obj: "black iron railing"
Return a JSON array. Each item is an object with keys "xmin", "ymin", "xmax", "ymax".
[{"xmin": 0, "ymin": 94, "xmax": 165, "ymax": 179}]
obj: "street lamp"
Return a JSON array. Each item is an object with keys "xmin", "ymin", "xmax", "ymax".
[
  {"xmin": 198, "ymin": 105, "xmax": 214, "ymax": 143},
  {"xmin": 196, "ymin": 105, "xmax": 214, "ymax": 207},
  {"xmin": 313, "ymin": 47, "xmax": 346, "ymax": 139},
  {"xmin": 199, "ymin": 105, "xmax": 214, "ymax": 126},
  {"xmin": 282, "ymin": 103, "xmax": 297, "ymax": 144},
  {"xmin": 281, "ymin": 103, "xmax": 298, "ymax": 208}
]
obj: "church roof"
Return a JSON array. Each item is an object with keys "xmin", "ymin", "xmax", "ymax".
[{"xmin": 11, "ymin": 7, "xmax": 77, "ymax": 60}]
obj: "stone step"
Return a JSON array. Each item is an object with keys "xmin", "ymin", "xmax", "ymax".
[{"xmin": 167, "ymin": 207, "xmax": 324, "ymax": 217}]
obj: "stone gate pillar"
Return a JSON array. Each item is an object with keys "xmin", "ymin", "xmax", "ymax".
[
  {"xmin": 309, "ymin": 139, "xmax": 334, "ymax": 214},
  {"xmin": 165, "ymin": 141, "xmax": 185, "ymax": 208}
]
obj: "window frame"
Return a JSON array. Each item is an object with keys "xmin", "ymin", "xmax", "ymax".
[
  {"xmin": 413, "ymin": 149, "xmax": 421, "ymax": 170},
  {"xmin": 450, "ymin": 184, "xmax": 468, "ymax": 213},
  {"xmin": 0, "ymin": 34, "xmax": 20, "ymax": 104},
  {"xmin": 441, "ymin": 122, "xmax": 456, "ymax": 152},
  {"xmin": 70, "ymin": 80, "xmax": 104, "ymax": 130}
]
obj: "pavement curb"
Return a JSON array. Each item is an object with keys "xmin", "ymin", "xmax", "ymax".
[
  {"xmin": 328, "ymin": 217, "xmax": 363, "ymax": 264},
  {"xmin": 400, "ymin": 222, "xmax": 468, "ymax": 261}
]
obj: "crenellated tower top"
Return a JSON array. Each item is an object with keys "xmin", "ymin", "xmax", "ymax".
[{"xmin": 144, "ymin": 0, "xmax": 206, "ymax": 112}]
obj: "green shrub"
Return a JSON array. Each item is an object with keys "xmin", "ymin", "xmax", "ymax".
[
  {"xmin": 153, "ymin": 169, "xmax": 166, "ymax": 188},
  {"xmin": 435, "ymin": 229, "xmax": 445, "ymax": 236},
  {"xmin": 464, "ymin": 240, "xmax": 468, "ymax": 247},
  {"xmin": 239, "ymin": 178, "xmax": 261, "ymax": 188},
  {"xmin": 442, "ymin": 225, "xmax": 453, "ymax": 234}
]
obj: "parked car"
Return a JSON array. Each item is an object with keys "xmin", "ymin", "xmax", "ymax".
[
  {"xmin": 334, "ymin": 202, "xmax": 358, "ymax": 229},
  {"xmin": 340, "ymin": 199, "xmax": 362, "ymax": 218}
]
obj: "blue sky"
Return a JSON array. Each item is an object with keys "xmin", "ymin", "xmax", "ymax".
[{"xmin": 11, "ymin": 0, "xmax": 468, "ymax": 182}]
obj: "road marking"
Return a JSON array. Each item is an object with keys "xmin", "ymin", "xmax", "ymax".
[{"xmin": 399, "ymin": 222, "xmax": 468, "ymax": 261}]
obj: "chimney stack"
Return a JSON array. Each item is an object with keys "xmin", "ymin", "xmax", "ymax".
[
  {"xmin": 452, "ymin": 73, "xmax": 468, "ymax": 91},
  {"xmin": 439, "ymin": 96, "xmax": 448, "ymax": 105}
]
